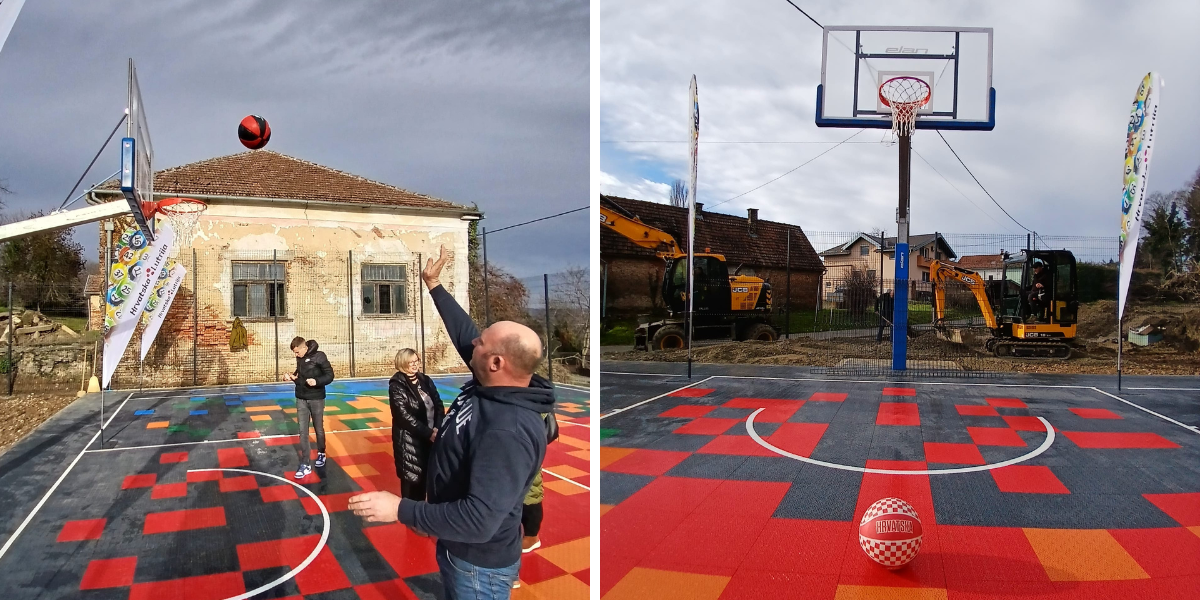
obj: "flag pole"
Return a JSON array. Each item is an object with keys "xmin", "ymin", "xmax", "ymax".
[{"xmin": 685, "ymin": 75, "xmax": 699, "ymax": 379}]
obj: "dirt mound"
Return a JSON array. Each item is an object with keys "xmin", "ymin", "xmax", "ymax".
[{"xmin": 1077, "ymin": 301, "xmax": 1118, "ymax": 339}]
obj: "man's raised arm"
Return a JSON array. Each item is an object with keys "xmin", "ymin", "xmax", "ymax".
[{"xmin": 421, "ymin": 246, "xmax": 479, "ymax": 367}]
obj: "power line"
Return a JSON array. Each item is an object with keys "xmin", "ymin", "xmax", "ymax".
[
  {"xmin": 934, "ymin": 131, "xmax": 1036, "ymax": 237},
  {"xmin": 601, "ymin": 140, "xmax": 879, "ymax": 144},
  {"xmin": 484, "ymin": 206, "xmax": 587, "ymax": 235},
  {"xmin": 911, "ymin": 146, "xmax": 1014, "ymax": 234},
  {"xmin": 707, "ymin": 129, "xmax": 865, "ymax": 210},
  {"xmin": 783, "ymin": 0, "xmax": 822, "ymax": 28}
]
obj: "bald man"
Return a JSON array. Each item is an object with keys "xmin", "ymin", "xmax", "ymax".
[{"xmin": 349, "ymin": 245, "xmax": 555, "ymax": 599}]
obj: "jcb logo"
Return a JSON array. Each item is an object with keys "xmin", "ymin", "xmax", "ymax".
[{"xmin": 732, "ymin": 287, "xmax": 749, "ymax": 293}]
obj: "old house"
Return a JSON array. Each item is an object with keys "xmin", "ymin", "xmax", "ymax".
[
  {"xmin": 86, "ymin": 150, "xmax": 481, "ymax": 388},
  {"xmin": 599, "ymin": 195, "xmax": 824, "ymax": 317},
  {"xmin": 954, "ymin": 254, "xmax": 1006, "ymax": 280},
  {"xmin": 819, "ymin": 233, "xmax": 957, "ymax": 282}
]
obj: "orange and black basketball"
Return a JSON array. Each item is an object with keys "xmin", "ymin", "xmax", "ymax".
[{"xmin": 238, "ymin": 115, "xmax": 271, "ymax": 149}]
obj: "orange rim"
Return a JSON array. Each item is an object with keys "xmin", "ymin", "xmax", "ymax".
[{"xmin": 151, "ymin": 197, "xmax": 207, "ymax": 216}]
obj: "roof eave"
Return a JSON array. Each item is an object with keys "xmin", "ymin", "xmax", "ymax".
[{"xmin": 87, "ymin": 189, "xmax": 481, "ymax": 220}]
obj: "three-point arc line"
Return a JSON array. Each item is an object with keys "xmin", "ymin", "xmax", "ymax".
[{"xmin": 745, "ymin": 408, "xmax": 1056, "ymax": 475}]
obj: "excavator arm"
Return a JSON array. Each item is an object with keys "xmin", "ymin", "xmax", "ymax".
[
  {"xmin": 600, "ymin": 205, "xmax": 684, "ymax": 258},
  {"xmin": 928, "ymin": 260, "xmax": 999, "ymax": 330}
]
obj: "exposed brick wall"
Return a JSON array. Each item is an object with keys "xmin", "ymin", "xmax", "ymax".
[{"xmin": 601, "ymin": 259, "xmax": 822, "ymax": 317}]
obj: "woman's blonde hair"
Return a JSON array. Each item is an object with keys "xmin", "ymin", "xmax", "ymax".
[{"xmin": 395, "ymin": 348, "xmax": 420, "ymax": 371}]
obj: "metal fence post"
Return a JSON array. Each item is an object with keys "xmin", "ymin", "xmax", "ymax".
[
  {"xmin": 482, "ymin": 227, "xmax": 490, "ymax": 326},
  {"xmin": 6, "ymin": 282, "xmax": 12, "ymax": 396},
  {"xmin": 785, "ymin": 229, "xmax": 791, "ymax": 339},
  {"xmin": 418, "ymin": 253, "xmax": 425, "ymax": 364},
  {"xmin": 273, "ymin": 249, "xmax": 279, "ymax": 382},
  {"xmin": 543, "ymin": 273, "xmax": 552, "ymax": 384},
  {"xmin": 193, "ymin": 247, "xmax": 198, "ymax": 387}
]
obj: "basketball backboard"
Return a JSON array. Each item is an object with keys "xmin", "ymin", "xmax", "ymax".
[
  {"xmin": 815, "ymin": 26, "xmax": 994, "ymax": 131},
  {"xmin": 120, "ymin": 58, "xmax": 155, "ymax": 240}
]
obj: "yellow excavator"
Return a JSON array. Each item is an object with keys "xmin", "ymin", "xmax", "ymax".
[
  {"xmin": 601, "ymin": 201, "xmax": 777, "ymax": 350},
  {"xmin": 929, "ymin": 250, "xmax": 1078, "ymax": 358}
]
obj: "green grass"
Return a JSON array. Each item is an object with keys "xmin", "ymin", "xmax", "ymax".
[{"xmin": 600, "ymin": 321, "xmax": 638, "ymax": 345}]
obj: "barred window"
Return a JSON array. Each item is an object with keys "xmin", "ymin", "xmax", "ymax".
[
  {"xmin": 362, "ymin": 264, "xmax": 408, "ymax": 315},
  {"xmin": 232, "ymin": 262, "xmax": 286, "ymax": 318}
]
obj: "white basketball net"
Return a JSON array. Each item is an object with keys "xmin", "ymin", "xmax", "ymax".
[
  {"xmin": 879, "ymin": 77, "xmax": 931, "ymax": 138},
  {"xmin": 159, "ymin": 200, "xmax": 206, "ymax": 253}
]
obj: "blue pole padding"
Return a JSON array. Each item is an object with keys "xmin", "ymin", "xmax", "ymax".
[{"xmin": 892, "ymin": 243, "xmax": 909, "ymax": 371}]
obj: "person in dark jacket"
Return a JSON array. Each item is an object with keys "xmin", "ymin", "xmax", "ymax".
[
  {"xmin": 349, "ymin": 245, "xmax": 555, "ymax": 600},
  {"xmin": 389, "ymin": 348, "xmax": 444, "ymax": 502},
  {"xmin": 282, "ymin": 337, "xmax": 334, "ymax": 480}
]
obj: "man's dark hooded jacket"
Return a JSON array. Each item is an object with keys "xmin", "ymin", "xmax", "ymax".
[
  {"xmin": 397, "ymin": 285, "xmax": 555, "ymax": 569},
  {"xmin": 292, "ymin": 340, "xmax": 334, "ymax": 400}
]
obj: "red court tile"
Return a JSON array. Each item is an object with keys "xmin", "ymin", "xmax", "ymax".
[
  {"xmin": 144, "ymin": 507, "xmax": 226, "ymax": 534},
  {"xmin": 186, "ymin": 470, "xmax": 222, "ymax": 482},
  {"xmin": 877, "ymin": 402, "xmax": 920, "ymax": 426},
  {"xmin": 956, "ymin": 404, "xmax": 1000, "ymax": 417},
  {"xmin": 217, "ymin": 447, "xmax": 250, "ymax": 468},
  {"xmin": 808, "ymin": 392, "xmax": 848, "ymax": 402},
  {"xmin": 718, "ymin": 570, "xmax": 840, "ymax": 600},
  {"xmin": 260, "ymin": 485, "xmax": 299, "ymax": 503},
  {"xmin": 924, "ymin": 442, "xmax": 986, "ymax": 465},
  {"xmin": 354, "ymin": 580, "xmax": 419, "ymax": 600},
  {"xmin": 604, "ymin": 449, "xmax": 691, "ymax": 476},
  {"xmin": 986, "ymin": 397, "xmax": 1027, "ymax": 409},
  {"xmin": 516, "ymin": 551, "xmax": 569, "ymax": 585},
  {"xmin": 287, "ymin": 468, "xmax": 321, "ymax": 485},
  {"xmin": 989, "ymin": 465, "xmax": 1070, "ymax": 494},
  {"xmin": 121, "ymin": 474, "xmax": 156, "ymax": 489},
  {"xmin": 1003, "ymin": 415, "xmax": 1050, "ymax": 431},
  {"xmin": 363, "ymin": 523, "xmax": 440, "ymax": 577},
  {"xmin": 612, "ymin": 476, "xmax": 724, "ymax": 518},
  {"xmin": 693, "ymin": 479, "xmax": 791, "ymax": 521},
  {"xmin": 159, "ymin": 452, "xmax": 188, "ymax": 464},
  {"xmin": 882, "ymin": 387, "xmax": 916, "ymax": 396},
  {"xmin": 642, "ymin": 510, "xmax": 770, "ymax": 573},
  {"xmin": 300, "ymin": 491, "xmax": 361, "ymax": 515},
  {"xmin": 842, "ymin": 460, "xmax": 944, "ymax": 589},
  {"xmin": 940, "ymin": 524, "xmax": 1049, "ymax": 584},
  {"xmin": 599, "ymin": 552, "xmax": 641, "ymax": 595},
  {"xmin": 1063, "ymin": 431, "xmax": 1180, "ymax": 449},
  {"xmin": 1111, "ymin": 526, "xmax": 1200, "ymax": 577},
  {"xmin": 128, "ymin": 572, "xmax": 245, "ymax": 600},
  {"xmin": 668, "ymin": 387, "xmax": 715, "ymax": 398},
  {"xmin": 697, "ymin": 434, "xmax": 777, "ymax": 456},
  {"xmin": 659, "ymin": 405, "xmax": 716, "ymax": 418},
  {"xmin": 673, "ymin": 417, "xmax": 739, "ymax": 436},
  {"xmin": 768, "ymin": 422, "xmax": 829, "ymax": 458},
  {"xmin": 218, "ymin": 475, "xmax": 258, "ymax": 493},
  {"xmin": 151, "ymin": 482, "xmax": 188, "ymax": 499},
  {"xmin": 57, "ymin": 518, "xmax": 106, "ymax": 542},
  {"xmin": 237, "ymin": 431, "xmax": 261, "ymax": 439},
  {"xmin": 238, "ymin": 535, "xmax": 352, "ymax": 594},
  {"xmin": 743, "ymin": 518, "xmax": 853, "ymax": 575},
  {"xmin": 1070, "ymin": 407, "xmax": 1123, "ymax": 420},
  {"xmin": 967, "ymin": 426, "xmax": 1027, "ymax": 447},
  {"xmin": 725, "ymin": 398, "xmax": 804, "ymax": 422},
  {"xmin": 266, "ymin": 435, "xmax": 300, "ymax": 446},
  {"xmin": 79, "ymin": 556, "xmax": 137, "ymax": 589},
  {"xmin": 1143, "ymin": 492, "xmax": 1200, "ymax": 526}
]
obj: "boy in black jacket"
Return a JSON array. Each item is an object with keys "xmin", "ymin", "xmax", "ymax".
[
  {"xmin": 349, "ymin": 246, "xmax": 554, "ymax": 599},
  {"xmin": 283, "ymin": 337, "xmax": 335, "ymax": 480}
]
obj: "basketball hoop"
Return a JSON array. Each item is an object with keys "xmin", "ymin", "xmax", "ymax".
[
  {"xmin": 152, "ymin": 197, "xmax": 207, "ymax": 251},
  {"xmin": 879, "ymin": 76, "xmax": 932, "ymax": 138}
]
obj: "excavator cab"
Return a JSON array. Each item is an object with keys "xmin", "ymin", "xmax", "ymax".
[
  {"xmin": 663, "ymin": 255, "xmax": 731, "ymax": 314},
  {"xmin": 997, "ymin": 251, "xmax": 1078, "ymax": 327}
]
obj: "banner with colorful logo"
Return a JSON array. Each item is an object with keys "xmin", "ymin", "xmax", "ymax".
[
  {"xmin": 103, "ymin": 223, "xmax": 175, "ymax": 387},
  {"xmin": 685, "ymin": 75, "xmax": 699, "ymax": 331},
  {"xmin": 139, "ymin": 261, "xmax": 186, "ymax": 361},
  {"xmin": 1118, "ymin": 72, "xmax": 1161, "ymax": 321},
  {"xmin": 0, "ymin": 0, "xmax": 27, "ymax": 57}
]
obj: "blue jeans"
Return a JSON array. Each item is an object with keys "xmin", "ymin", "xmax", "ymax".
[{"xmin": 436, "ymin": 542, "xmax": 521, "ymax": 600}]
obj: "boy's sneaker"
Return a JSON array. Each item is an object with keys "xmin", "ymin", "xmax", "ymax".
[
  {"xmin": 522, "ymin": 536, "xmax": 541, "ymax": 553},
  {"xmin": 294, "ymin": 464, "xmax": 312, "ymax": 480},
  {"xmin": 314, "ymin": 453, "xmax": 326, "ymax": 468}
]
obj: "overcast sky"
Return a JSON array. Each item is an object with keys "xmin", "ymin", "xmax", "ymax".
[
  {"xmin": 0, "ymin": 0, "xmax": 588, "ymax": 278},
  {"xmin": 600, "ymin": 0, "xmax": 1200, "ymax": 247}
]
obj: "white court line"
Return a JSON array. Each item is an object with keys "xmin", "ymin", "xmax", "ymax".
[
  {"xmin": 746, "ymin": 408, "xmax": 1056, "ymax": 475},
  {"xmin": 193, "ymin": 468, "xmax": 329, "ymax": 600},
  {"xmin": 559, "ymin": 420, "xmax": 591, "ymax": 428},
  {"xmin": 599, "ymin": 376, "xmax": 716, "ymax": 420},
  {"xmin": 0, "ymin": 393, "xmax": 133, "ymax": 564},
  {"xmin": 1090, "ymin": 388, "xmax": 1200, "ymax": 435},
  {"xmin": 84, "ymin": 425, "xmax": 395, "ymax": 453},
  {"xmin": 556, "ymin": 382, "xmax": 591, "ymax": 392},
  {"xmin": 1127, "ymin": 386, "xmax": 1200, "ymax": 392},
  {"xmin": 600, "ymin": 371, "xmax": 688, "ymax": 377},
  {"xmin": 542, "ymin": 468, "xmax": 590, "ymax": 490}
]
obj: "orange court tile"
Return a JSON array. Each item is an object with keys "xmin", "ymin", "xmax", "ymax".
[
  {"xmin": 245, "ymin": 405, "xmax": 281, "ymax": 412},
  {"xmin": 568, "ymin": 449, "xmax": 589, "ymax": 461},
  {"xmin": 1191, "ymin": 526, "xmax": 1200, "ymax": 539},
  {"xmin": 522, "ymin": 573, "xmax": 589, "ymax": 599},
  {"xmin": 341, "ymin": 464, "xmax": 379, "ymax": 478},
  {"xmin": 1023, "ymin": 528, "xmax": 1150, "ymax": 581},
  {"xmin": 283, "ymin": 408, "xmax": 297, "ymax": 414},
  {"xmin": 250, "ymin": 415, "xmax": 272, "ymax": 422},
  {"xmin": 146, "ymin": 421, "xmax": 170, "ymax": 429},
  {"xmin": 537, "ymin": 537, "xmax": 589, "ymax": 573},
  {"xmin": 543, "ymin": 464, "xmax": 588, "ymax": 480},
  {"xmin": 544, "ymin": 479, "xmax": 587, "ymax": 496},
  {"xmin": 603, "ymin": 567, "xmax": 728, "ymax": 600},
  {"xmin": 347, "ymin": 399, "xmax": 383, "ymax": 410},
  {"xmin": 600, "ymin": 504, "xmax": 614, "ymax": 516},
  {"xmin": 324, "ymin": 405, "xmax": 341, "ymax": 412},
  {"xmin": 833, "ymin": 585, "xmax": 948, "ymax": 600},
  {"xmin": 599, "ymin": 447, "xmax": 635, "ymax": 469},
  {"xmin": 557, "ymin": 434, "xmax": 589, "ymax": 450}
]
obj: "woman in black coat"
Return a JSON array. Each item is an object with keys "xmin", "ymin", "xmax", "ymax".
[{"xmin": 388, "ymin": 348, "xmax": 445, "ymax": 501}]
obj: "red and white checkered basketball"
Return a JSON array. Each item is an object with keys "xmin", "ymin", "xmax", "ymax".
[{"xmin": 858, "ymin": 497, "xmax": 923, "ymax": 569}]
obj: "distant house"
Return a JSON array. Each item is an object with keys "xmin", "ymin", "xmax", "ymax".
[
  {"xmin": 818, "ymin": 233, "xmax": 957, "ymax": 303},
  {"xmin": 599, "ymin": 195, "xmax": 825, "ymax": 316},
  {"xmin": 954, "ymin": 254, "xmax": 1006, "ymax": 281}
]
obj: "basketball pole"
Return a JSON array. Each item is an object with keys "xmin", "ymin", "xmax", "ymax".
[{"xmin": 892, "ymin": 132, "xmax": 912, "ymax": 372}]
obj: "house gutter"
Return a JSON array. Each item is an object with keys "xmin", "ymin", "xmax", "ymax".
[{"xmin": 87, "ymin": 189, "xmax": 483, "ymax": 220}]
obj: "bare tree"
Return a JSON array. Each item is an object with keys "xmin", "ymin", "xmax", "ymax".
[
  {"xmin": 552, "ymin": 266, "xmax": 590, "ymax": 363},
  {"xmin": 669, "ymin": 179, "xmax": 688, "ymax": 208}
]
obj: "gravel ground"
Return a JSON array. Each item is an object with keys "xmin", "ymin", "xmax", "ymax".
[{"xmin": 0, "ymin": 389, "xmax": 79, "ymax": 455}]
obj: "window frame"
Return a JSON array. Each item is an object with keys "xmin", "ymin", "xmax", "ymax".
[
  {"xmin": 360, "ymin": 263, "xmax": 410, "ymax": 317},
  {"xmin": 231, "ymin": 261, "xmax": 287, "ymax": 319}
]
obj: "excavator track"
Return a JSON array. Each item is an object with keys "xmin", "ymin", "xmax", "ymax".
[{"xmin": 988, "ymin": 338, "xmax": 1072, "ymax": 359}]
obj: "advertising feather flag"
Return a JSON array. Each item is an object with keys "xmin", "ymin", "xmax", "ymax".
[
  {"xmin": 139, "ymin": 261, "xmax": 186, "ymax": 361},
  {"xmin": 103, "ymin": 222, "xmax": 174, "ymax": 387},
  {"xmin": 1118, "ymin": 73, "xmax": 1161, "ymax": 321}
]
